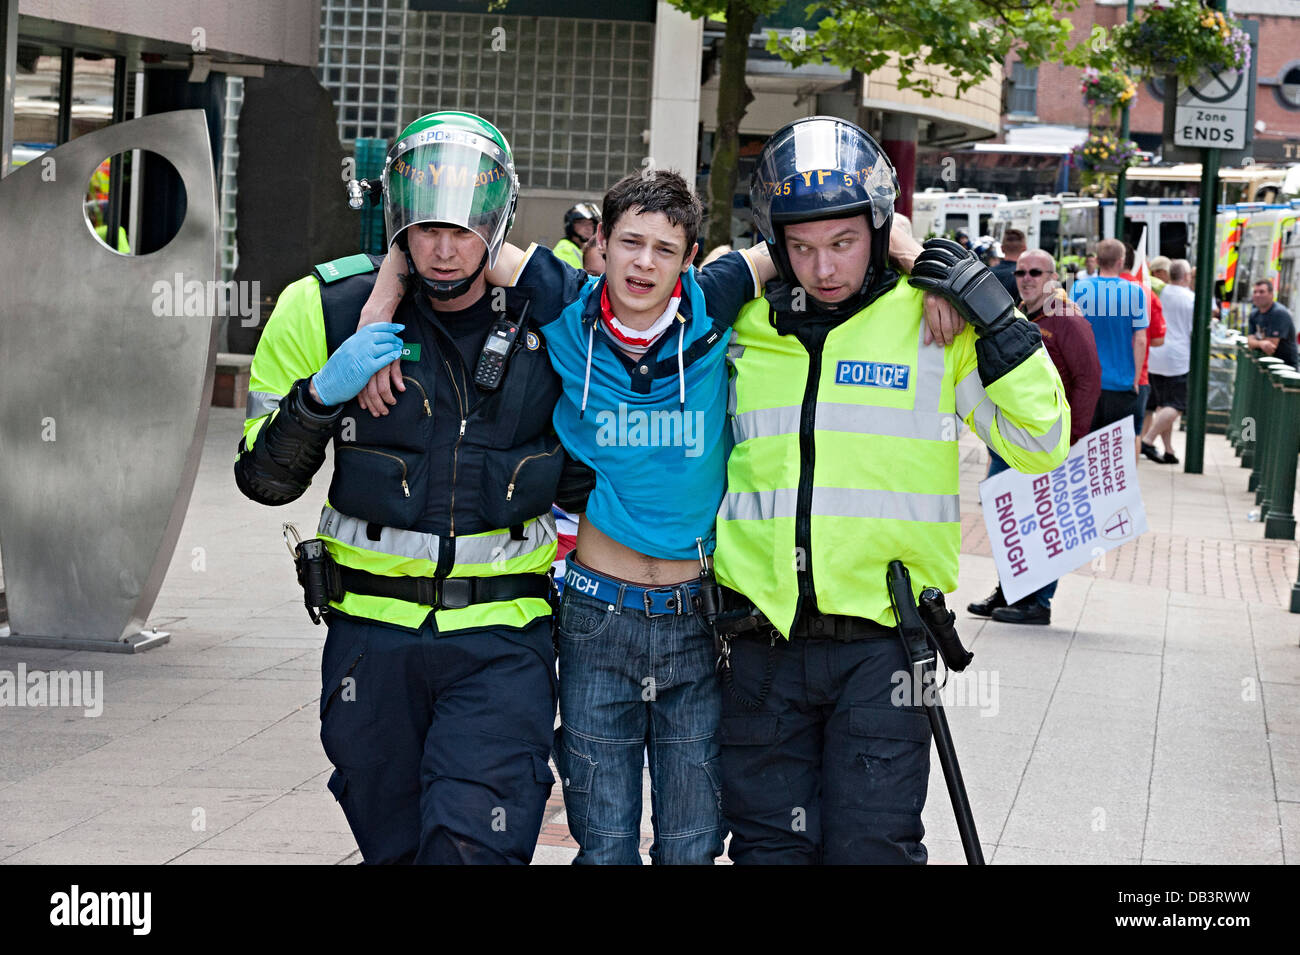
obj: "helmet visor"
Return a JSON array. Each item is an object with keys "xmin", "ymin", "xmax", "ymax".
[
  {"xmin": 751, "ymin": 119, "xmax": 897, "ymax": 241},
  {"xmin": 383, "ymin": 127, "xmax": 517, "ymax": 265}
]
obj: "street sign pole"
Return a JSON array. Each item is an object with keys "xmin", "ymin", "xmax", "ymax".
[
  {"xmin": 1162, "ymin": 8, "xmax": 1256, "ymax": 474},
  {"xmin": 1112, "ymin": 0, "xmax": 1136, "ymax": 235},
  {"xmin": 1185, "ymin": 149, "xmax": 1219, "ymax": 474}
]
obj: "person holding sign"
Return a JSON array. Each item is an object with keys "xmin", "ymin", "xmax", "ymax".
[{"xmin": 967, "ymin": 249, "xmax": 1101, "ymax": 625}]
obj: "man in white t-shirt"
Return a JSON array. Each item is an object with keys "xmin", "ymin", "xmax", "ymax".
[{"xmin": 1142, "ymin": 258, "xmax": 1195, "ymax": 464}]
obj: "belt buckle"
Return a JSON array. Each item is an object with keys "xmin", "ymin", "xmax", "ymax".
[
  {"xmin": 439, "ymin": 578, "xmax": 473, "ymax": 610},
  {"xmin": 642, "ymin": 587, "xmax": 685, "ymax": 617},
  {"xmin": 642, "ymin": 589, "xmax": 661, "ymax": 617}
]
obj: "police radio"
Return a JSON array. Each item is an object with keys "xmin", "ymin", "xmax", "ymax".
[{"xmin": 473, "ymin": 301, "xmax": 530, "ymax": 391}]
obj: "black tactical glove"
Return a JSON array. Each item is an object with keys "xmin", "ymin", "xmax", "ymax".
[
  {"xmin": 909, "ymin": 237, "xmax": 1042, "ymax": 386},
  {"xmin": 234, "ymin": 378, "xmax": 341, "ymax": 505},
  {"xmin": 555, "ymin": 451, "xmax": 597, "ymax": 513}
]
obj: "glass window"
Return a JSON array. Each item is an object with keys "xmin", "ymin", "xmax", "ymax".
[
  {"xmin": 1008, "ymin": 61, "xmax": 1038, "ymax": 116},
  {"xmin": 1039, "ymin": 219, "xmax": 1059, "ymax": 258},
  {"xmin": 1280, "ymin": 65, "xmax": 1300, "ymax": 110},
  {"xmin": 12, "ymin": 46, "xmax": 62, "ymax": 158}
]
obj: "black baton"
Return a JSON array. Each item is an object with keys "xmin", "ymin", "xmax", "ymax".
[{"xmin": 887, "ymin": 559, "xmax": 984, "ymax": 866}]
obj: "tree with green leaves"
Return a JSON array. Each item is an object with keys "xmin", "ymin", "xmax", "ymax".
[{"xmin": 672, "ymin": 0, "xmax": 1090, "ymax": 251}]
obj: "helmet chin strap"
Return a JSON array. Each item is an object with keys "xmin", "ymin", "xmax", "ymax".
[{"xmin": 399, "ymin": 239, "xmax": 489, "ymax": 302}]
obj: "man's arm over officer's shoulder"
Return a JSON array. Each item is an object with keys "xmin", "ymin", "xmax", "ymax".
[{"xmin": 908, "ymin": 238, "xmax": 1070, "ymax": 474}]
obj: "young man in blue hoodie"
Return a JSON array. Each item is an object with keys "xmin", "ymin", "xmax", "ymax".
[{"xmin": 355, "ymin": 160, "xmax": 956, "ymax": 864}]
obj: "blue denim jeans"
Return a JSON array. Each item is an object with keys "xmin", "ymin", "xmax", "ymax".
[
  {"xmin": 553, "ymin": 576, "xmax": 724, "ymax": 865},
  {"xmin": 988, "ymin": 450, "xmax": 1058, "ymax": 608}
]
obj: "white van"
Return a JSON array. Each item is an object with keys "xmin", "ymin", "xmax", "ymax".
[{"xmin": 911, "ymin": 187, "xmax": 1007, "ymax": 242}]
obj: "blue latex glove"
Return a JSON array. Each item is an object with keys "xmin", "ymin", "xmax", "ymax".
[{"xmin": 311, "ymin": 323, "xmax": 406, "ymax": 406}]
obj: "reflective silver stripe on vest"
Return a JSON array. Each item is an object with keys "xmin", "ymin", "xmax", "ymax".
[
  {"xmin": 319, "ymin": 506, "xmax": 441, "ymax": 561},
  {"xmin": 912, "ymin": 323, "xmax": 946, "ymax": 413},
  {"xmin": 732, "ymin": 403, "xmax": 959, "ymax": 444},
  {"xmin": 456, "ymin": 512, "xmax": 557, "ymax": 564},
  {"xmin": 726, "ymin": 329, "xmax": 744, "ymax": 417},
  {"xmin": 719, "ymin": 488, "xmax": 799, "ymax": 522},
  {"xmin": 956, "ymin": 371, "xmax": 1063, "ymax": 455},
  {"xmin": 812, "ymin": 487, "xmax": 960, "ymax": 523},
  {"xmin": 720, "ymin": 487, "xmax": 959, "ymax": 524},
  {"xmin": 317, "ymin": 506, "xmax": 557, "ymax": 565},
  {"xmin": 246, "ymin": 390, "xmax": 284, "ymax": 420}
]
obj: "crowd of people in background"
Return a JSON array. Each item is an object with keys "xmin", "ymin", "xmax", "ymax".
[{"xmin": 964, "ymin": 231, "xmax": 1300, "ymax": 626}]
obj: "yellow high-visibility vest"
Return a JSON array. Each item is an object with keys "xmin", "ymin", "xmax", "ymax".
[
  {"xmin": 715, "ymin": 281, "xmax": 1069, "ymax": 636},
  {"xmin": 554, "ymin": 238, "xmax": 584, "ymax": 270},
  {"xmin": 242, "ymin": 277, "xmax": 557, "ymax": 632}
]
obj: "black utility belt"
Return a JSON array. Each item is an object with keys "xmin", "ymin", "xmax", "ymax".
[
  {"xmin": 337, "ymin": 566, "xmax": 552, "ymax": 609},
  {"xmin": 716, "ymin": 586, "xmax": 893, "ymax": 643},
  {"xmin": 286, "ymin": 525, "xmax": 552, "ymax": 625}
]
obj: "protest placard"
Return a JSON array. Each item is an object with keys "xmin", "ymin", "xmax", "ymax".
[{"xmin": 978, "ymin": 417, "xmax": 1148, "ymax": 604}]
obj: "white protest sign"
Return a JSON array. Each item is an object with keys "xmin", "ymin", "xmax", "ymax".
[{"xmin": 978, "ymin": 417, "xmax": 1148, "ymax": 604}]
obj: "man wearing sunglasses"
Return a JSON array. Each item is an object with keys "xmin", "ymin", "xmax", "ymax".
[{"xmin": 968, "ymin": 249, "xmax": 1100, "ymax": 625}]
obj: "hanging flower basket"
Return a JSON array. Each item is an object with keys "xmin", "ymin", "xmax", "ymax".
[
  {"xmin": 1112, "ymin": 0, "xmax": 1250, "ymax": 86},
  {"xmin": 1081, "ymin": 67, "xmax": 1137, "ymax": 116},
  {"xmin": 1070, "ymin": 131, "xmax": 1141, "ymax": 174}
]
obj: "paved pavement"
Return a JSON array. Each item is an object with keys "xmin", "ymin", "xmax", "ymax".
[{"xmin": 1, "ymin": 407, "xmax": 1298, "ymax": 864}]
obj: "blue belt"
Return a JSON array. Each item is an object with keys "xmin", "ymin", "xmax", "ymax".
[{"xmin": 563, "ymin": 558, "xmax": 701, "ymax": 617}]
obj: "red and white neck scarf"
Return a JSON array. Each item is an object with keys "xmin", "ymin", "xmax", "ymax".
[{"xmin": 599, "ymin": 278, "xmax": 682, "ymax": 356}]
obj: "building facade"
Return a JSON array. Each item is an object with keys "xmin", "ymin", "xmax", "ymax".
[{"xmin": 1005, "ymin": 0, "xmax": 1300, "ymax": 163}]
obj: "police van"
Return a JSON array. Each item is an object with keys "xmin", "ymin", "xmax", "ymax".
[
  {"xmin": 988, "ymin": 194, "xmax": 1064, "ymax": 257},
  {"xmin": 990, "ymin": 194, "xmax": 1200, "ymax": 265},
  {"xmin": 1214, "ymin": 205, "xmax": 1251, "ymax": 306},
  {"xmin": 1222, "ymin": 204, "xmax": 1300, "ymax": 328},
  {"xmin": 910, "ymin": 187, "xmax": 1007, "ymax": 242}
]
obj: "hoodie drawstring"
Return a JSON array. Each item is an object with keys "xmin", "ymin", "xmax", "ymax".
[
  {"xmin": 580, "ymin": 321, "xmax": 595, "ymax": 419},
  {"xmin": 676, "ymin": 320, "xmax": 686, "ymax": 412}
]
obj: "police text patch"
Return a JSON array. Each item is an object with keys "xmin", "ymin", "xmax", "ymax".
[{"xmin": 834, "ymin": 360, "xmax": 910, "ymax": 390}]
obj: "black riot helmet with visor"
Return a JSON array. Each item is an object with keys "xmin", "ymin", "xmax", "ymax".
[
  {"xmin": 749, "ymin": 116, "xmax": 899, "ymax": 313},
  {"xmin": 564, "ymin": 202, "xmax": 601, "ymax": 244}
]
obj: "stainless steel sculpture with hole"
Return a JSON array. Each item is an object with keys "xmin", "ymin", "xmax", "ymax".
[{"xmin": 0, "ymin": 110, "xmax": 218, "ymax": 652}]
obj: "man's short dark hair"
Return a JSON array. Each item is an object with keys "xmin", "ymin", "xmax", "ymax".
[
  {"xmin": 1002, "ymin": 228, "xmax": 1026, "ymax": 244},
  {"xmin": 602, "ymin": 170, "xmax": 703, "ymax": 260},
  {"xmin": 1254, "ymin": 279, "xmax": 1273, "ymax": 292}
]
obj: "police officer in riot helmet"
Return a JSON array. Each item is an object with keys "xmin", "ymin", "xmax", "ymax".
[
  {"xmin": 555, "ymin": 202, "xmax": 601, "ymax": 270},
  {"xmin": 235, "ymin": 111, "xmax": 585, "ymax": 864},
  {"xmin": 713, "ymin": 115, "xmax": 1069, "ymax": 864}
]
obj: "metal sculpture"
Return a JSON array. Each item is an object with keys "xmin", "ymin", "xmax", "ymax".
[{"xmin": 0, "ymin": 110, "xmax": 217, "ymax": 651}]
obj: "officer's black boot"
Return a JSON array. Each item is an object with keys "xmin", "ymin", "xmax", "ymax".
[{"xmin": 967, "ymin": 584, "xmax": 1006, "ymax": 617}]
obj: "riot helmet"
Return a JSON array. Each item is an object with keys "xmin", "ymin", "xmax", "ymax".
[
  {"xmin": 564, "ymin": 202, "xmax": 601, "ymax": 244},
  {"xmin": 382, "ymin": 111, "xmax": 519, "ymax": 299},
  {"xmin": 749, "ymin": 115, "xmax": 898, "ymax": 306},
  {"xmin": 973, "ymin": 236, "xmax": 1003, "ymax": 266}
]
